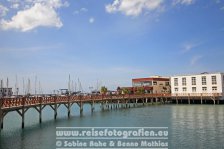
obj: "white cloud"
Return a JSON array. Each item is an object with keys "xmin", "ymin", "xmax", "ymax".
[
  {"xmin": 0, "ymin": 0, "xmax": 68, "ymax": 31},
  {"xmin": 220, "ymin": 6, "xmax": 224, "ymax": 10},
  {"xmin": 24, "ymin": 0, "xmax": 69, "ymax": 8},
  {"xmin": 73, "ymin": 7, "xmax": 88, "ymax": 15},
  {"xmin": 190, "ymin": 55, "xmax": 202, "ymax": 65},
  {"xmin": 80, "ymin": 8, "xmax": 88, "ymax": 12},
  {"xmin": 181, "ymin": 42, "xmax": 201, "ymax": 53},
  {"xmin": 173, "ymin": 0, "xmax": 195, "ymax": 6},
  {"xmin": 0, "ymin": 4, "xmax": 9, "ymax": 17},
  {"xmin": 0, "ymin": 3, "xmax": 63, "ymax": 32},
  {"xmin": 89, "ymin": 17, "xmax": 95, "ymax": 23},
  {"xmin": 105, "ymin": 0, "xmax": 164, "ymax": 16}
]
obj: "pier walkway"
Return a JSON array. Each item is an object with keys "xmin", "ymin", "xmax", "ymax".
[{"xmin": 0, "ymin": 93, "xmax": 222, "ymax": 130}]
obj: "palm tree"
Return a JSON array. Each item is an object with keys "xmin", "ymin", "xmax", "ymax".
[
  {"xmin": 100, "ymin": 86, "xmax": 108, "ymax": 94},
  {"xmin": 136, "ymin": 87, "xmax": 145, "ymax": 94},
  {"xmin": 122, "ymin": 88, "xmax": 130, "ymax": 95}
]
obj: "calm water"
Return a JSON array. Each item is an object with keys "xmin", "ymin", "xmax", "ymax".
[{"xmin": 0, "ymin": 104, "xmax": 224, "ymax": 149}]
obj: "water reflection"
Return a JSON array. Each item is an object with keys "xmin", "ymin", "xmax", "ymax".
[{"xmin": 171, "ymin": 105, "xmax": 224, "ymax": 148}]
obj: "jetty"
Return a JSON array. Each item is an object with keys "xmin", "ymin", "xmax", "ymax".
[{"xmin": 0, "ymin": 93, "xmax": 222, "ymax": 130}]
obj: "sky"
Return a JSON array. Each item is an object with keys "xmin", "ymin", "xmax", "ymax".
[{"xmin": 0, "ymin": 0, "xmax": 224, "ymax": 93}]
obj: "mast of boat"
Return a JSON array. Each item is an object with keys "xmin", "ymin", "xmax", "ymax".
[
  {"xmin": 6, "ymin": 77, "xmax": 9, "ymax": 89},
  {"xmin": 68, "ymin": 74, "xmax": 71, "ymax": 95},
  {"xmin": 71, "ymin": 80, "xmax": 74, "ymax": 93},
  {"xmin": 39, "ymin": 81, "xmax": 43, "ymax": 95},
  {"xmin": 0, "ymin": 79, "xmax": 3, "ymax": 97},
  {"xmin": 35, "ymin": 75, "xmax": 37, "ymax": 96},
  {"xmin": 27, "ymin": 78, "xmax": 31, "ymax": 95},
  {"xmin": 74, "ymin": 82, "xmax": 77, "ymax": 93},
  {"xmin": 15, "ymin": 75, "xmax": 19, "ymax": 96},
  {"xmin": 78, "ymin": 78, "xmax": 83, "ymax": 93},
  {"xmin": 23, "ymin": 77, "xmax": 25, "ymax": 95},
  {"xmin": 0, "ymin": 79, "xmax": 3, "ymax": 88}
]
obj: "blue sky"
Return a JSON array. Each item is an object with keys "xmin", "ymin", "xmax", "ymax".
[{"xmin": 0, "ymin": 0, "xmax": 224, "ymax": 93}]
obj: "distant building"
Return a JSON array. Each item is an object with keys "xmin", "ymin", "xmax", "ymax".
[
  {"xmin": 0, "ymin": 88, "xmax": 13, "ymax": 97},
  {"xmin": 170, "ymin": 72, "xmax": 224, "ymax": 97},
  {"xmin": 132, "ymin": 76, "xmax": 170, "ymax": 94}
]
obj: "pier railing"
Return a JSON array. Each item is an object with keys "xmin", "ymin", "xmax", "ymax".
[
  {"xmin": 0, "ymin": 93, "xmax": 223, "ymax": 109},
  {"xmin": 172, "ymin": 93, "xmax": 222, "ymax": 97}
]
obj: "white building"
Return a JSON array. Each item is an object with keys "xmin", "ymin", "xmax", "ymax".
[{"xmin": 171, "ymin": 72, "xmax": 224, "ymax": 98}]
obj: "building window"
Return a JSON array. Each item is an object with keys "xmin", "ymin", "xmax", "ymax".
[
  {"xmin": 192, "ymin": 77, "xmax": 196, "ymax": 85},
  {"xmin": 153, "ymin": 81, "xmax": 157, "ymax": 85},
  {"xmin": 182, "ymin": 78, "xmax": 186, "ymax": 86},
  {"xmin": 183, "ymin": 87, "xmax": 187, "ymax": 92},
  {"xmin": 202, "ymin": 87, "xmax": 207, "ymax": 91},
  {"xmin": 192, "ymin": 87, "xmax": 196, "ymax": 92},
  {"xmin": 143, "ymin": 81, "xmax": 152, "ymax": 86},
  {"xmin": 174, "ymin": 78, "xmax": 178, "ymax": 86},
  {"xmin": 175, "ymin": 88, "xmax": 178, "ymax": 92},
  {"xmin": 133, "ymin": 83, "xmax": 141, "ymax": 87},
  {"xmin": 202, "ymin": 76, "xmax": 206, "ymax": 85},
  {"xmin": 165, "ymin": 82, "xmax": 169, "ymax": 86},
  {"xmin": 212, "ymin": 76, "xmax": 217, "ymax": 85},
  {"xmin": 212, "ymin": 87, "xmax": 217, "ymax": 91}
]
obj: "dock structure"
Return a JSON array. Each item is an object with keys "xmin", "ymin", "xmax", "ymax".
[{"xmin": 0, "ymin": 93, "xmax": 222, "ymax": 130}]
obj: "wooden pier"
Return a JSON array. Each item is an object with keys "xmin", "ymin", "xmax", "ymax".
[{"xmin": 0, "ymin": 93, "xmax": 222, "ymax": 130}]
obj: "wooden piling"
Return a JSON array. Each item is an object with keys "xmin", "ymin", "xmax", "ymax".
[
  {"xmin": 0, "ymin": 98, "xmax": 3, "ymax": 130},
  {"xmin": 67, "ymin": 97, "xmax": 71, "ymax": 118},
  {"xmin": 54, "ymin": 97, "xmax": 57, "ymax": 120},
  {"xmin": 80, "ymin": 102, "xmax": 83, "ymax": 116},
  {"xmin": 22, "ymin": 97, "xmax": 25, "ymax": 129},
  {"xmin": 39, "ymin": 97, "xmax": 42, "ymax": 123}
]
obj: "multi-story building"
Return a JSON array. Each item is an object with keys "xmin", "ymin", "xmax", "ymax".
[
  {"xmin": 132, "ymin": 76, "xmax": 170, "ymax": 94},
  {"xmin": 171, "ymin": 72, "xmax": 224, "ymax": 97}
]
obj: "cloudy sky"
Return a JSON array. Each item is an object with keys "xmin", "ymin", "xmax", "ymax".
[{"xmin": 0, "ymin": 0, "xmax": 224, "ymax": 93}]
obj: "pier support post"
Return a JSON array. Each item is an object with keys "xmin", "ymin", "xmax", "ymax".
[
  {"xmin": 0, "ymin": 98, "xmax": 3, "ymax": 130},
  {"xmin": 201, "ymin": 95, "xmax": 203, "ymax": 104},
  {"xmin": 135, "ymin": 99, "xmax": 138, "ymax": 107},
  {"xmin": 117, "ymin": 101, "xmax": 119, "ymax": 109},
  {"xmin": 68, "ymin": 103, "xmax": 71, "ymax": 118},
  {"xmin": 54, "ymin": 97, "xmax": 57, "ymax": 120},
  {"xmin": 39, "ymin": 97, "xmax": 42, "ymax": 123},
  {"xmin": 67, "ymin": 97, "xmax": 71, "ymax": 118},
  {"xmin": 0, "ymin": 115, "xmax": 2, "ymax": 130},
  {"xmin": 80, "ymin": 102, "xmax": 83, "ymax": 116},
  {"xmin": 176, "ymin": 97, "xmax": 178, "ymax": 104},
  {"xmin": 22, "ymin": 97, "xmax": 25, "ymax": 129},
  {"xmin": 39, "ymin": 107, "xmax": 42, "ymax": 123},
  {"xmin": 188, "ymin": 94, "xmax": 190, "ymax": 104},
  {"xmin": 151, "ymin": 98, "xmax": 153, "ymax": 104},
  {"xmin": 126, "ymin": 100, "xmax": 128, "ymax": 108},
  {"xmin": 91, "ymin": 101, "xmax": 94, "ymax": 113}
]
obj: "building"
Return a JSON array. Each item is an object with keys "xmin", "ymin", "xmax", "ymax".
[
  {"xmin": 171, "ymin": 72, "xmax": 224, "ymax": 97},
  {"xmin": 0, "ymin": 88, "xmax": 13, "ymax": 97},
  {"xmin": 0, "ymin": 79, "xmax": 13, "ymax": 97},
  {"xmin": 132, "ymin": 76, "xmax": 170, "ymax": 94}
]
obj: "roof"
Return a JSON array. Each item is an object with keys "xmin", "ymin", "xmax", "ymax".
[
  {"xmin": 132, "ymin": 77, "xmax": 170, "ymax": 82},
  {"xmin": 171, "ymin": 72, "xmax": 224, "ymax": 77},
  {"xmin": 121, "ymin": 86, "xmax": 153, "ymax": 90}
]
